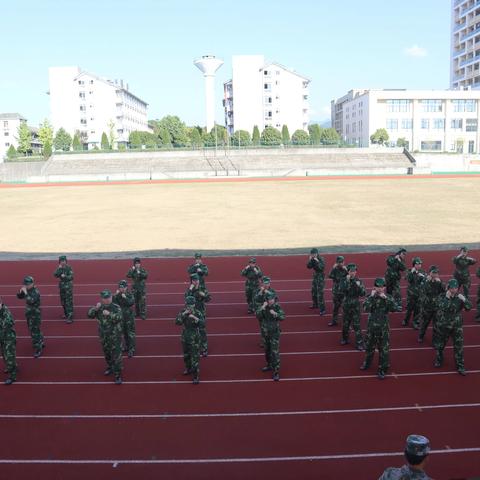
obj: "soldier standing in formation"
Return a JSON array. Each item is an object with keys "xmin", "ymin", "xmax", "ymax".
[
  {"xmin": 435, "ymin": 278, "xmax": 471, "ymax": 376},
  {"xmin": 54, "ymin": 255, "xmax": 74, "ymax": 323},
  {"xmin": 17, "ymin": 276, "xmax": 44, "ymax": 358},
  {"xmin": 87, "ymin": 290, "xmax": 123, "ymax": 384},
  {"xmin": 452, "ymin": 246, "xmax": 477, "ymax": 298},
  {"xmin": 185, "ymin": 273, "xmax": 211, "ymax": 357},
  {"xmin": 0, "ymin": 297, "xmax": 17, "ymax": 385},
  {"xmin": 113, "ymin": 280, "xmax": 136, "ymax": 358},
  {"xmin": 307, "ymin": 248, "xmax": 326, "ymax": 315},
  {"xmin": 328, "ymin": 255, "xmax": 348, "ymax": 326},
  {"xmin": 257, "ymin": 291, "xmax": 285, "ymax": 381},
  {"xmin": 241, "ymin": 258, "xmax": 263, "ymax": 314},
  {"xmin": 254, "ymin": 276, "xmax": 278, "ymax": 348},
  {"xmin": 187, "ymin": 253, "xmax": 209, "ymax": 288},
  {"xmin": 418, "ymin": 266, "xmax": 445, "ymax": 345},
  {"xmin": 361, "ymin": 278, "xmax": 397, "ymax": 380},
  {"xmin": 176, "ymin": 296, "xmax": 204, "ymax": 384},
  {"xmin": 126, "ymin": 257, "xmax": 148, "ymax": 320},
  {"xmin": 339, "ymin": 264, "xmax": 366, "ymax": 350},
  {"xmin": 476, "ymin": 267, "xmax": 480, "ymax": 321},
  {"xmin": 402, "ymin": 257, "xmax": 426, "ymax": 330},
  {"xmin": 385, "ymin": 248, "xmax": 407, "ymax": 310}
]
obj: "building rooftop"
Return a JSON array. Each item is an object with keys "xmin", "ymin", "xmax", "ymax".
[{"xmin": 0, "ymin": 113, "xmax": 27, "ymax": 121}]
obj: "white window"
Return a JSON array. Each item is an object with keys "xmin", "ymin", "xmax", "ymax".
[
  {"xmin": 3, "ymin": 121, "xmax": 8, "ymax": 127},
  {"xmin": 466, "ymin": 118, "xmax": 478, "ymax": 131},
  {"xmin": 387, "ymin": 99, "xmax": 411, "ymax": 112},
  {"xmin": 386, "ymin": 119, "xmax": 398, "ymax": 130},
  {"xmin": 433, "ymin": 119, "xmax": 445, "ymax": 129},
  {"xmin": 451, "ymin": 118, "xmax": 463, "ymax": 129},
  {"xmin": 421, "ymin": 119, "xmax": 430, "ymax": 129},
  {"xmin": 5, "ymin": 142, "xmax": 10, "ymax": 147},
  {"xmin": 4, "ymin": 132, "xmax": 8, "ymax": 136},
  {"xmin": 401, "ymin": 119, "xmax": 413, "ymax": 129},
  {"xmin": 421, "ymin": 100, "xmax": 442, "ymax": 112}
]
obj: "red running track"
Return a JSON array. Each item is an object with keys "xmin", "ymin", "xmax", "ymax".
[{"xmin": 0, "ymin": 251, "xmax": 479, "ymax": 480}]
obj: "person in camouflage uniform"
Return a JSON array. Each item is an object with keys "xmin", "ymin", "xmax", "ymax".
[
  {"xmin": 0, "ymin": 298, "xmax": 17, "ymax": 385},
  {"xmin": 241, "ymin": 258, "xmax": 263, "ymax": 314},
  {"xmin": 339, "ymin": 264, "xmax": 366, "ymax": 350},
  {"xmin": 187, "ymin": 253, "xmax": 209, "ymax": 288},
  {"xmin": 378, "ymin": 434, "xmax": 431, "ymax": 480},
  {"xmin": 328, "ymin": 256, "xmax": 348, "ymax": 326},
  {"xmin": 452, "ymin": 246, "xmax": 477, "ymax": 299},
  {"xmin": 87, "ymin": 290, "xmax": 124, "ymax": 384},
  {"xmin": 254, "ymin": 276, "xmax": 278, "ymax": 348},
  {"xmin": 54, "ymin": 255, "xmax": 74, "ymax": 323},
  {"xmin": 126, "ymin": 257, "xmax": 148, "ymax": 320},
  {"xmin": 185, "ymin": 274, "xmax": 211, "ymax": 357},
  {"xmin": 418, "ymin": 266, "xmax": 445, "ymax": 345},
  {"xmin": 256, "ymin": 291, "xmax": 285, "ymax": 381},
  {"xmin": 361, "ymin": 278, "xmax": 397, "ymax": 380},
  {"xmin": 385, "ymin": 248, "xmax": 407, "ymax": 310},
  {"xmin": 113, "ymin": 280, "xmax": 136, "ymax": 358},
  {"xmin": 476, "ymin": 267, "xmax": 480, "ymax": 321},
  {"xmin": 307, "ymin": 248, "xmax": 326, "ymax": 315},
  {"xmin": 434, "ymin": 278, "xmax": 471, "ymax": 376},
  {"xmin": 175, "ymin": 296, "xmax": 204, "ymax": 384},
  {"xmin": 16, "ymin": 276, "xmax": 44, "ymax": 358},
  {"xmin": 402, "ymin": 257, "xmax": 426, "ymax": 330}
]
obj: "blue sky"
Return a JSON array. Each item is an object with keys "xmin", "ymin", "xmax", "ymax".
[{"xmin": 0, "ymin": 0, "xmax": 450, "ymax": 127}]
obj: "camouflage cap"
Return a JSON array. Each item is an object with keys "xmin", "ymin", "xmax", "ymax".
[
  {"xmin": 100, "ymin": 289, "xmax": 112, "ymax": 299},
  {"xmin": 396, "ymin": 248, "xmax": 407, "ymax": 255},
  {"xmin": 405, "ymin": 434, "xmax": 430, "ymax": 457},
  {"xmin": 185, "ymin": 296, "xmax": 196, "ymax": 306},
  {"xmin": 133, "ymin": 257, "xmax": 141, "ymax": 264},
  {"xmin": 118, "ymin": 280, "xmax": 128, "ymax": 288},
  {"xmin": 249, "ymin": 257, "xmax": 257, "ymax": 263},
  {"xmin": 412, "ymin": 257, "xmax": 422, "ymax": 266},
  {"xmin": 59, "ymin": 255, "xmax": 67, "ymax": 262},
  {"xmin": 266, "ymin": 291, "xmax": 276, "ymax": 300},
  {"xmin": 374, "ymin": 277, "xmax": 386, "ymax": 287},
  {"xmin": 310, "ymin": 248, "xmax": 318, "ymax": 254},
  {"xmin": 460, "ymin": 246, "xmax": 468, "ymax": 252},
  {"xmin": 194, "ymin": 253, "xmax": 202, "ymax": 259},
  {"xmin": 447, "ymin": 278, "xmax": 459, "ymax": 289},
  {"xmin": 190, "ymin": 273, "xmax": 200, "ymax": 281},
  {"xmin": 262, "ymin": 276, "xmax": 271, "ymax": 284},
  {"xmin": 429, "ymin": 265, "xmax": 439, "ymax": 273},
  {"xmin": 336, "ymin": 255, "xmax": 345, "ymax": 263},
  {"xmin": 23, "ymin": 276, "xmax": 34, "ymax": 285},
  {"xmin": 347, "ymin": 263, "xmax": 357, "ymax": 271}
]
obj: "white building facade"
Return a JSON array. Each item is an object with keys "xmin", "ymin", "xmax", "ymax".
[
  {"xmin": 451, "ymin": 0, "xmax": 480, "ymax": 89},
  {"xmin": 223, "ymin": 55, "xmax": 310, "ymax": 136},
  {"xmin": 0, "ymin": 113, "xmax": 41, "ymax": 161},
  {"xmin": 331, "ymin": 89, "xmax": 480, "ymax": 152},
  {"xmin": 48, "ymin": 66, "xmax": 149, "ymax": 149}
]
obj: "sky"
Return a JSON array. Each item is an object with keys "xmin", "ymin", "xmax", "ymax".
[{"xmin": 0, "ymin": 0, "xmax": 451, "ymax": 128}]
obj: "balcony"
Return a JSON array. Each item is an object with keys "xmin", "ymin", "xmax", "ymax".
[
  {"xmin": 453, "ymin": 47, "xmax": 467, "ymax": 57},
  {"xmin": 455, "ymin": 21, "xmax": 467, "ymax": 32},
  {"xmin": 461, "ymin": 0, "xmax": 480, "ymax": 17},
  {"xmin": 460, "ymin": 52, "xmax": 480, "ymax": 66},
  {"xmin": 460, "ymin": 26, "xmax": 480, "ymax": 41}
]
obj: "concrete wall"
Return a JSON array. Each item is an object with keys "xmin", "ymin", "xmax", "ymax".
[
  {"xmin": 414, "ymin": 153, "xmax": 480, "ymax": 172},
  {"xmin": 0, "ymin": 161, "xmax": 46, "ymax": 182}
]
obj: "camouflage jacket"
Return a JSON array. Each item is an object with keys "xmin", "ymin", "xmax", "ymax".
[
  {"xmin": 54, "ymin": 265, "xmax": 74, "ymax": 285},
  {"xmin": 254, "ymin": 287, "xmax": 278, "ymax": 309},
  {"xmin": 187, "ymin": 263, "xmax": 209, "ymax": 283},
  {"xmin": 87, "ymin": 302, "xmax": 123, "ymax": 334},
  {"xmin": 477, "ymin": 267, "xmax": 480, "ymax": 279},
  {"xmin": 126, "ymin": 267, "xmax": 148, "ymax": 290},
  {"xmin": 378, "ymin": 464, "xmax": 432, "ymax": 479},
  {"xmin": 112, "ymin": 291, "xmax": 135, "ymax": 319},
  {"xmin": 175, "ymin": 307, "xmax": 205, "ymax": 332},
  {"xmin": 437, "ymin": 293, "xmax": 472, "ymax": 327},
  {"xmin": 307, "ymin": 256, "xmax": 325, "ymax": 277},
  {"xmin": 255, "ymin": 303, "xmax": 285, "ymax": 333},
  {"xmin": 339, "ymin": 276, "xmax": 366, "ymax": 306},
  {"xmin": 406, "ymin": 269, "xmax": 426, "ymax": 297},
  {"xmin": 328, "ymin": 266, "xmax": 348, "ymax": 295},
  {"xmin": 0, "ymin": 304, "xmax": 16, "ymax": 342},
  {"xmin": 241, "ymin": 266, "xmax": 263, "ymax": 286},
  {"xmin": 385, "ymin": 255, "xmax": 407, "ymax": 282},
  {"xmin": 452, "ymin": 255, "xmax": 476, "ymax": 280},
  {"xmin": 184, "ymin": 285, "xmax": 211, "ymax": 310},
  {"xmin": 17, "ymin": 287, "xmax": 41, "ymax": 313},
  {"xmin": 422, "ymin": 278, "xmax": 446, "ymax": 311},
  {"xmin": 363, "ymin": 294, "xmax": 397, "ymax": 328}
]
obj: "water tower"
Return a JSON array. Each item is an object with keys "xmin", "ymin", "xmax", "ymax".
[{"xmin": 194, "ymin": 55, "xmax": 224, "ymax": 132}]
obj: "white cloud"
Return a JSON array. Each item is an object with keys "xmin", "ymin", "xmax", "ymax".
[{"xmin": 404, "ymin": 45, "xmax": 428, "ymax": 58}]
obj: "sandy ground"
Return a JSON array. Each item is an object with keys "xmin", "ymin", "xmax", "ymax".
[{"xmin": 1, "ymin": 176, "xmax": 479, "ymax": 256}]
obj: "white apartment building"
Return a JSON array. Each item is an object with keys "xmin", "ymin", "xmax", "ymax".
[
  {"xmin": 331, "ymin": 89, "xmax": 480, "ymax": 152},
  {"xmin": 451, "ymin": 0, "xmax": 480, "ymax": 89},
  {"xmin": 48, "ymin": 66, "xmax": 149, "ymax": 149},
  {"xmin": 0, "ymin": 113, "xmax": 41, "ymax": 161},
  {"xmin": 223, "ymin": 55, "xmax": 310, "ymax": 136}
]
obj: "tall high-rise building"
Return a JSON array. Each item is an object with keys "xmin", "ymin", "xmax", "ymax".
[
  {"xmin": 451, "ymin": 0, "xmax": 480, "ymax": 89},
  {"xmin": 48, "ymin": 66, "xmax": 149, "ymax": 148},
  {"xmin": 223, "ymin": 55, "xmax": 310, "ymax": 136}
]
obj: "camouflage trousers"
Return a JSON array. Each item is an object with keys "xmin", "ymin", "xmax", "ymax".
[
  {"xmin": 454, "ymin": 274, "xmax": 471, "ymax": 299},
  {"xmin": 99, "ymin": 328, "xmax": 123, "ymax": 376},
  {"xmin": 436, "ymin": 322, "xmax": 464, "ymax": 370},
  {"xmin": 311, "ymin": 276, "xmax": 325, "ymax": 311},
  {"xmin": 386, "ymin": 278, "xmax": 402, "ymax": 307},
  {"xmin": 59, "ymin": 284, "xmax": 74, "ymax": 319},
  {"xmin": 133, "ymin": 289, "xmax": 146, "ymax": 319},
  {"xmin": 364, "ymin": 326, "xmax": 390, "ymax": 374},
  {"xmin": 419, "ymin": 308, "xmax": 440, "ymax": 346},
  {"xmin": 121, "ymin": 313, "xmax": 136, "ymax": 355},
  {"xmin": 181, "ymin": 330, "xmax": 200, "ymax": 375},
  {"xmin": 332, "ymin": 292, "xmax": 345, "ymax": 323},
  {"xmin": 264, "ymin": 329, "xmax": 281, "ymax": 373},
  {"xmin": 245, "ymin": 284, "xmax": 258, "ymax": 312},
  {"xmin": 476, "ymin": 285, "xmax": 480, "ymax": 320},
  {"xmin": 26, "ymin": 309, "xmax": 44, "ymax": 352},
  {"xmin": 342, "ymin": 303, "xmax": 363, "ymax": 347},
  {"xmin": 404, "ymin": 293, "xmax": 422, "ymax": 329},
  {"xmin": 0, "ymin": 335, "xmax": 17, "ymax": 380},
  {"xmin": 256, "ymin": 314, "xmax": 267, "ymax": 347}
]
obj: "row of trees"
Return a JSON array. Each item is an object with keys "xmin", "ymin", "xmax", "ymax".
[{"xmin": 370, "ymin": 128, "xmax": 408, "ymax": 148}]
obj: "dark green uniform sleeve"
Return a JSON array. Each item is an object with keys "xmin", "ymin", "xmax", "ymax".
[{"xmin": 87, "ymin": 307, "xmax": 98, "ymax": 319}]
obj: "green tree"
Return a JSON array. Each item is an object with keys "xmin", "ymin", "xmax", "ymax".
[
  {"xmin": 101, "ymin": 132, "xmax": 110, "ymax": 150},
  {"xmin": 188, "ymin": 127, "xmax": 203, "ymax": 148},
  {"xmin": 54, "ymin": 128, "xmax": 72, "ymax": 152},
  {"xmin": 231, "ymin": 130, "xmax": 251, "ymax": 147},
  {"xmin": 108, "ymin": 119, "xmax": 116, "ymax": 150},
  {"xmin": 308, "ymin": 124, "xmax": 322, "ymax": 145},
  {"xmin": 291, "ymin": 129, "xmax": 310, "ymax": 145},
  {"xmin": 145, "ymin": 135, "xmax": 157, "ymax": 149},
  {"xmin": 38, "ymin": 119, "xmax": 54, "ymax": 155},
  {"xmin": 204, "ymin": 125, "xmax": 228, "ymax": 147},
  {"xmin": 252, "ymin": 125, "xmax": 260, "ymax": 146},
  {"xmin": 72, "ymin": 132, "xmax": 82, "ymax": 151},
  {"xmin": 370, "ymin": 128, "xmax": 389, "ymax": 145},
  {"xmin": 6, "ymin": 145, "xmax": 17, "ymax": 160},
  {"xmin": 260, "ymin": 126, "xmax": 282, "ymax": 146},
  {"xmin": 158, "ymin": 127, "xmax": 172, "ymax": 147},
  {"xmin": 17, "ymin": 121, "xmax": 32, "ymax": 155},
  {"xmin": 43, "ymin": 141, "xmax": 52, "ymax": 159},
  {"xmin": 281, "ymin": 125, "xmax": 290, "ymax": 145},
  {"xmin": 154, "ymin": 115, "xmax": 189, "ymax": 146},
  {"xmin": 129, "ymin": 131, "xmax": 143, "ymax": 149},
  {"xmin": 396, "ymin": 137, "xmax": 408, "ymax": 148},
  {"xmin": 320, "ymin": 128, "xmax": 341, "ymax": 145}
]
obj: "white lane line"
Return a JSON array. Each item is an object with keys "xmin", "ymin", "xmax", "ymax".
[
  {"xmin": 2, "ymin": 402, "xmax": 480, "ymax": 419},
  {"xmin": 11, "ymin": 369, "xmax": 480, "ymax": 385},
  {"xmin": 13, "ymin": 345, "xmax": 480, "ymax": 360},
  {"xmin": 0, "ymin": 447, "xmax": 479, "ymax": 464}
]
